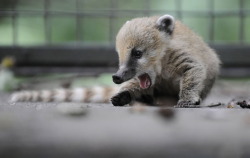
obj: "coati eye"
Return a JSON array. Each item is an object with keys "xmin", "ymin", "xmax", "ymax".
[{"xmin": 131, "ymin": 49, "xmax": 143, "ymax": 59}]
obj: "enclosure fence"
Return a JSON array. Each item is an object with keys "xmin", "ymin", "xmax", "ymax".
[{"xmin": 0, "ymin": 0, "xmax": 250, "ymax": 77}]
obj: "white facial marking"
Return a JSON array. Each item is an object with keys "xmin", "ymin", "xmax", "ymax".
[{"xmin": 138, "ymin": 57, "xmax": 147, "ymax": 66}]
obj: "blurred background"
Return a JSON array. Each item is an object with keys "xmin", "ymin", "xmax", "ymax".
[{"xmin": 0, "ymin": 0, "xmax": 250, "ymax": 92}]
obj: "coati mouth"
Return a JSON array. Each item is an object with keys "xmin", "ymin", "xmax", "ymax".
[{"xmin": 138, "ymin": 73, "xmax": 151, "ymax": 89}]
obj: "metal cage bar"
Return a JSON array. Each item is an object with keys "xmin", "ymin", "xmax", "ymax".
[
  {"xmin": 239, "ymin": 0, "xmax": 245, "ymax": 44},
  {"xmin": 44, "ymin": 0, "xmax": 51, "ymax": 45},
  {"xmin": 208, "ymin": 0, "xmax": 215, "ymax": 42},
  {"xmin": 175, "ymin": 0, "xmax": 182, "ymax": 20},
  {"xmin": 11, "ymin": 0, "xmax": 18, "ymax": 46},
  {"xmin": 75, "ymin": 0, "xmax": 83, "ymax": 41},
  {"xmin": 109, "ymin": 0, "xmax": 117, "ymax": 43}
]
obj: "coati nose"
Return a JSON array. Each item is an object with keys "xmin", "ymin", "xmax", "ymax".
[{"xmin": 112, "ymin": 74, "xmax": 123, "ymax": 84}]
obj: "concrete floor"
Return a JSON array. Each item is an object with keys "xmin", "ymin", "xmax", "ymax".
[{"xmin": 0, "ymin": 79, "xmax": 250, "ymax": 158}]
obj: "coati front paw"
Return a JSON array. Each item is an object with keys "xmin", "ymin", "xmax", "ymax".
[
  {"xmin": 111, "ymin": 91, "xmax": 132, "ymax": 106},
  {"xmin": 175, "ymin": 99, "xmax": 200, "ymax": 108}
]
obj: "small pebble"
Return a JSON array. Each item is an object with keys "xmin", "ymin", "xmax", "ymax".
[{"xmin": 56, "ymin": 103, "xmax": 87, "ymax": 116}]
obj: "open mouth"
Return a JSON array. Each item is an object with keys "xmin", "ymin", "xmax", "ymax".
[{"xmin": 138, "ymin": 73, "xmax": 151, "ymax": 89}]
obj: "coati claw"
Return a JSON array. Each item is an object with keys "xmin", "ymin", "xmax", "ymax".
[{"xmin": 111, "ymin": 91, "xmax": 132, "ymax": 106}]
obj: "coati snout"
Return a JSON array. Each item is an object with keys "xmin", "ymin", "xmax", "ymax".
[
  {"xmin": 112, "ymin": 67, "xmax": 136, "ymax": 84},
  {"xmin": 113, "ymin": 67, "xmax": 152, "ymax": 90}
]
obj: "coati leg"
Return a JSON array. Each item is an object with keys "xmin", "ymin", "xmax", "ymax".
[
  {"xmin": 176, "ymin": 65, "xmax": 206, "ymax": 108},
  {"xmin": 111, "ymin": 91, "xmax": 155, "ymax": 106}
]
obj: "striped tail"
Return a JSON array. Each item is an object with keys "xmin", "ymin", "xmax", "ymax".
[{"xmin": 10, "ymin": 86, "xmax": 119, "ymax": 103}]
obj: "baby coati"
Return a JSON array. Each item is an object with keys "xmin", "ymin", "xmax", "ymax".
[
  {"xmin": 11, "ymin": 14, "xmax": 220, "ymax": 108},
  {"xmin": 111, "ymin": 14, "xmax": 220, "ymax": 107}
]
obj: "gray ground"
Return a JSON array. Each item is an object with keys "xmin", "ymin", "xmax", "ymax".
[{"xmin": 0, "ymin": 79, "xmax": 250, "ymax": 158}]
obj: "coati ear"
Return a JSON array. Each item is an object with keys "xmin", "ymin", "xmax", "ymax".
[{"xmin": 156, "ymin": 14, "xmax": 175, "ymax": 34}]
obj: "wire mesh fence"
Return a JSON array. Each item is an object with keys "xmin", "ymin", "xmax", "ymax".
[
  {"xmin": 1, "ymin": 0, "xmax": 250, "ymax": 45},
  {"xmin": 0, "ymin": 0, "xmax": 250, "ymax": 76}
]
